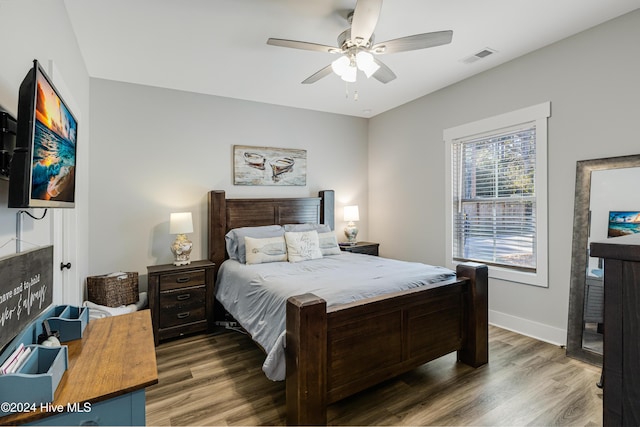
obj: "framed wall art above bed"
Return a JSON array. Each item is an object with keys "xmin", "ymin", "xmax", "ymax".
[{"xmin": 233, "ymin": 145, "xmax": 307, "ymax": 186}]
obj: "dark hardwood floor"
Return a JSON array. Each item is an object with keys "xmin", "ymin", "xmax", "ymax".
[{"xmin": 146, "ymin": 326, "xmax": 602, "ymax": 426}]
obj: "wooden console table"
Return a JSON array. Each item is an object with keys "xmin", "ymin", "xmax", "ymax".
[{"xmin": 0, "ymin": 310, "xmax": 158, "ymax": 426}]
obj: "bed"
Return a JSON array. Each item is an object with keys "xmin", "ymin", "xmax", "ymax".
[{"xmin": 208, "ymin": 190, "xmax": 488, "ymax": 425}]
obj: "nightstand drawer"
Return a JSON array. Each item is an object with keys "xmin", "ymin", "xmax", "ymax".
[
  {"xmin": 159, "ymin": 285, "xmax": 207, "ymax": 328},
  {"xmin": 159, "ymin": 269, "xmax": 205, "ymax": 291},
  {"xmin": 351, "ymin": 245, "xmax": 378, "ymax": 256}
]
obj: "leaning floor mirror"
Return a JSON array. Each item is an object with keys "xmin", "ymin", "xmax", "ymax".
[{"xmin": 567, "ymin": 154, "xmax": 640, "ymax": 365}]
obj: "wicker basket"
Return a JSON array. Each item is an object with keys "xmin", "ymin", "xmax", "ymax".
[{"xmin": 86, "ymin": 272, "xmax": 139, "ymax": 307}]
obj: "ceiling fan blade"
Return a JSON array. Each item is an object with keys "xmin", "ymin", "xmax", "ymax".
[
  {"xmin": 350, "ymin": 0, "xmax": 383, "ymax": 46},
  {"xmin": 267, "ymin": 38, "xmax": 340, "ymax": 54},
  {"xmin": 301, "ymin": 64, "xmax": 334, "ymax": 84},
  {"xmin": 371, "ymin": 30, "xmax": 453, "ymax": 54},
  {"xmin": 372, "ymin": 58, "xmax": 396, "ymax": 84}
]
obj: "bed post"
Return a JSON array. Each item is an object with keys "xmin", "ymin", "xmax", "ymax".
[
  {"xmin": 456, "ymin": 262, "xmax": 489, "ymax": 367},
  {"xmin": 208, "ymin": 190, "xmax": 227, "ymax": 275},
  {"xmin": 319, "ymin": 190, "xmax": 335, "ymax": 230},
  {"xmin": 286, "ymin": 293, "xmax": 327, "ymax": 426}
]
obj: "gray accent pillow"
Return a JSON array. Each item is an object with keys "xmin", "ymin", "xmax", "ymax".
[
  {"xmin": 283, "ymin": 223, "xmax": 331, "ymax": 233},
  {"xmin": 318, "ymin": 232, "xmax": 342, "ymax": 256}
]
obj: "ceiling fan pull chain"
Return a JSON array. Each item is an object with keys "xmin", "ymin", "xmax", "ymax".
[{"xmin": 345, "ymin": 82, "xmax": 349, "ymax": 99}]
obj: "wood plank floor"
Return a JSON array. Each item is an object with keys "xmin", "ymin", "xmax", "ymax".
[{"xmin": 146, "ymin": 326, "xmax": 603, "ymax": 426}]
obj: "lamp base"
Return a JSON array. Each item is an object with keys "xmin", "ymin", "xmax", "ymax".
[
  {"xmin": 344, "ymin": 222, "xmax": 359, "ymax": 245},
  {"xmin": 171, "ymin": 234, "xmax": 193, "ymax": 266}
]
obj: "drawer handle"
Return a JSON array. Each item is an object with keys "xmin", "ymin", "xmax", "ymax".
[
  {"xmin": 177, "ymin": 312, "xmax": 190, "ymax": 319},
  {"xmin": 175, "ymin": 277, "xmax": 191, "ymax": 283},
  {"xmin": 176, "ymin": 293, "xmax": 191, "ymax": 301}
]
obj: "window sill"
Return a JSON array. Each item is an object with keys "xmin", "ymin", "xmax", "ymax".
[{"xmin": 449, "ymin": 259, "xmax": 548, "ymax": 287}]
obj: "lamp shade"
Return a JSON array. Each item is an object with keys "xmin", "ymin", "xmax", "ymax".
[
  {"xmin": 331, "ymin": 56, "xmax": 350, "ymax": 76},
  {"xmin": 341, "ymin": 65, "xmax": 357, "ymax": 83},
  {"xmin": 343, "ymin": 205, "xmax": 360, "ymax": 222},
  {"xmin": 332, "ymin": 55, "xmax": 358, "ymax": 83},
  {"xmin": 356, "ymin": 51, "xmax": 380, "ymax": 78},
  {"xmin": 169, "ymin": 212, "xmax": 193, "ymax": 234}
]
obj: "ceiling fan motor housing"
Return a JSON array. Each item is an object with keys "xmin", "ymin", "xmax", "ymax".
[{"xmin": 338, "ymin": 28, "xmax": 374, "ymax": 51}]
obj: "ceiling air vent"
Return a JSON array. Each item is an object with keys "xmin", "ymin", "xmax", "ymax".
[{"xmin": 462, "ymin": 48, "xmax": 497, "ymax": 64}]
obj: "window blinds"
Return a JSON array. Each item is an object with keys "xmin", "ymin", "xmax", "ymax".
[{"xmin": 451, "ymin": 123, "xmax": 537, "ymax": 271}]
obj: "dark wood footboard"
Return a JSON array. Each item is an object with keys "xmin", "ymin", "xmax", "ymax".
[{"xmin": 285, "ymin": 262, "xmax": 488, "ymax": 425}]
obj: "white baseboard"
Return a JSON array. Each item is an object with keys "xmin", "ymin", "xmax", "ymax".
[{"xmin": 489, "ymin": 309, "xmax": 567, "ymax": 347}]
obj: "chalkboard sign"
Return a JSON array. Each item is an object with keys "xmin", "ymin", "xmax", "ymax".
[{"xmin": 0, "ymin": 246, "xmax": 53, "ymax": 351}]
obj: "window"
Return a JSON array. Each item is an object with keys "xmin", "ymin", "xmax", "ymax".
[{"xmin": 444, "ymin": 102, "xmax": 550, "ymax": 287}]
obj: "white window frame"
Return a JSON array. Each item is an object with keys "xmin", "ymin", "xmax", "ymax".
[{"xmin": 444, "ymin": 102, "xmax": 550, "ymax": 287}]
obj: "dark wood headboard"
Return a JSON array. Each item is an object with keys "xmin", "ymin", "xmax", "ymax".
[{"xmin": 207, "ymin": 190, "xmax": 335, "ymax": 273}]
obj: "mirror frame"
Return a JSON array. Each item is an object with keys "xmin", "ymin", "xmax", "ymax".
[{"xmin": 567, "ymin": 153, "xmax": 640, "ymax": 364}]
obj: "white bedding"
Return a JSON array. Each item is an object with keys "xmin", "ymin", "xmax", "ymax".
[{"xmin": 215, "ymin": 252, "xmax": 455, "ymax": 381}]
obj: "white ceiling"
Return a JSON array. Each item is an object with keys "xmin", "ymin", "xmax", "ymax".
[{"xmin": 64, "ymin": 0, "xmax": 639, "ymax": 118}]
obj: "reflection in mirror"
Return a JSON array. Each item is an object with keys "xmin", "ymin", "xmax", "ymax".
[
  {"xmin": 585, "ymin": 169, "xmax": 640, "ymax": 354},
  {"xmin": 567, "ymin": 154, "xmax": 640, "ymax": 365}
]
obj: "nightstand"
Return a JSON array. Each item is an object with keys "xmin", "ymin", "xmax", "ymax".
[
  {"xmin": 340, "ymin": 241, "xmax": 379, "ymax": 256},
  {"xmin": 147, "ymin": 260, "xmax": 215, "ymax": 345}
]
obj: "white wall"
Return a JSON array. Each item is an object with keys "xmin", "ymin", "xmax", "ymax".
[
  {"xmin": 369, "ymin": 10, "xmax": 640, "ymax": 344},
  {"xmin": 89, "ymin": 79, "xmax": 369, "ymax": 290},
  {"xmin": 0, "ymin": 1, "xmax": 90, "ymax": 303}
]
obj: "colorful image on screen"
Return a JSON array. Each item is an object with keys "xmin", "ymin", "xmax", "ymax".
[
  {"xmin": 31, "ymin": 70, "xmax": 77, "ymax": 202},
  {"xmin": 608, "ymin": 211, "xmax": 640, "ymax": 237}
]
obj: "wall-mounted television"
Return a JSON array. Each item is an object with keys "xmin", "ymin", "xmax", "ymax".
[
  {"xmin": 607, "ymin": 211, "xmax": 640, "ymax": 238},
  {"xmin": 8, "ymin": 60, "xmax": 77, "ymax": 208}
]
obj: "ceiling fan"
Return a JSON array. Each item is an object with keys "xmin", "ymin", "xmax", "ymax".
[{"xmin": 267, "ymin": 0, "xmax": 453, "ymax": 85}]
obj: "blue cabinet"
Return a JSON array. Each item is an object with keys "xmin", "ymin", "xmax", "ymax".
[{"xmin": 26, "ymin": 390, "xmax": 146, "ymax": 426}]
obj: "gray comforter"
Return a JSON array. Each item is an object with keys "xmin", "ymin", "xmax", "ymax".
[{"xmin": 215, "ymin": 252, "xmax": 455, "ymax": 380}]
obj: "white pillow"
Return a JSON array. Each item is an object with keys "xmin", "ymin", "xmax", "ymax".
[
  {"xmin": 284, "ymin": 231, "xmax": 323, "ymax": 263},
  {"xmin": 318, "ymin": 231, "xmax": 341, "ymax": 256},
  {"xmin": 224, "ymin": 225, "xmax": 284, "ymax": 263},
  {"xmin": 244, "ymin": 236, "xmax": 288, "ymax": 265}
]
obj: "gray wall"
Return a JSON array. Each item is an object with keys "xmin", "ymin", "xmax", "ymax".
[
  {"xmin": 368, "ymin": 9, "xmax": 640, "ymax": 344},
  {"xmin": 3, "ymin": 2, "xmax": 639, "ymax": 346},
  {"xmin": 89, "ymin": 80, "xmax": 369, "ymax": 289}
]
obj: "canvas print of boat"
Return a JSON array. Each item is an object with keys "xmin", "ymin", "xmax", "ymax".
[
  {"xmin": 234, "ymin": 145, "xmax": 307, "ymax": 186},
  {"xmin": 607, "ymin": 211, "xmax": 640, "ymax": 237}
]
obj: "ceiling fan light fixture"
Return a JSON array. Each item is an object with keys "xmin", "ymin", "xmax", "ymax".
[
  {"xmin": 341, "ymin": 64, "xmax": 357, "ymax": 82},
  {"xmin": 355, "ymin": 51, "xmax": 380, "ymax": 78},
  {"xmin": 267, "ymin": 0, "xmax": 452, "ymax": 89},
  {"xmin": 331, "ymin": 56, "xmax": 350, "ymax": 76}
]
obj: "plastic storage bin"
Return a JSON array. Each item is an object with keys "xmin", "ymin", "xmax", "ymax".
[
  {"xmin": 45, "ymin": 305, "xmax": 89, "ymax": 342},
  {"xmin": 0, "ymin": 345, "xmax": 68, "ymax": 416}
]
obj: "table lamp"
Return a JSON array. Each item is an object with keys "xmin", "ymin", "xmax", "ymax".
[
  {"xmin": 343, "ymin": 205, "xmax": 359, "ymax": 245},
  {"xmin": 170, "ymin": 212, "xmax": 193, "ymax": 265}
]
